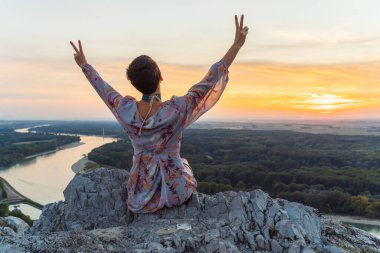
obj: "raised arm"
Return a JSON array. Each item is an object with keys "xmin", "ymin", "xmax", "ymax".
[
  {"xmin": 222, "ymin": 14, "xmax": 249, "ymax": 68},
  {"xmin": 70, "ymin": 40, "xmax": 134, "ymax": 124},
  {"xmin": 180, "ymin": 14, "xmax": 249, "ymax": 128}
]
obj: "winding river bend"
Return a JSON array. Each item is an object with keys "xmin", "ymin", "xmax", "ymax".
[{"xmin": 0, "ymin": 127, "xmax": 117, "ymax": 219}]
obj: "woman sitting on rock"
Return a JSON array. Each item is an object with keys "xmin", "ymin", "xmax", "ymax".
[{"xmin": 69, "ymin": 15, "xmax": 249, "ymax": 219}]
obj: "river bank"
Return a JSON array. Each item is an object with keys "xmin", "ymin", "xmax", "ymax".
[
  {"xmin": 324, "ymin": 213, "xmax": 380, "ymax": 226},
  {"xmin": 24, "ymin": 141, "xmax": 84, "ymax": 160},
  {"xmin": 71, "ymin": 156, "xmax": 99, "ymax": 174}
]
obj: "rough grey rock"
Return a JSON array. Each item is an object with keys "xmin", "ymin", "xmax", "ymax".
[
  {"xmin": 0, "ymin": 216, "xmax": 30, "ymax": 235},
  {"xmin": 29, "ymin": 167, "xmax": 130, "ymax": 233},
  {"xmin": 0, "ymin": 226, "xmax": 17, "ymax": 236},
  {"xmin": 0, "ymin": 167, "xmax": 379, "ymax": 253},
  {"xmin": 256, "ymin": 234, "xmax": 265, "ymax": 249},
  {"xmin": 0, "ymin": 243, "xmax": 25, "ymax": 253},
  {"xmin": 270, "ymin": 239, "xmax": 282, "ymax": 252}
]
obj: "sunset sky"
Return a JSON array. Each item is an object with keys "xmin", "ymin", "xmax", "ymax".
[{"xmin": 1, "ymin": 0, "xmax": 380, "ymax": 121}]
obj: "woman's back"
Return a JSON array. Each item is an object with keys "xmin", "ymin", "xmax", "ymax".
[
  {"xmin": 80, "ymin": 60, "xmax": 229, "ymax": 213},
  {"xmin": 136, "ymin": 100, "xmax": 164, "ymax": 121}
]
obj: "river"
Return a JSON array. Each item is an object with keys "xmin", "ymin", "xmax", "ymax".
[{"xmin": 0, "ymin": 127, "xmax": 118, "ymax": 219}]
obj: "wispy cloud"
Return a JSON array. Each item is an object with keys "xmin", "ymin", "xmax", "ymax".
[{"xmin": 257, "ymin": 31, "xmax": 380, "ymax": 49}]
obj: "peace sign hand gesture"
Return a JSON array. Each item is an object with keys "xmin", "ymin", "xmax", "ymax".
[
  {"xmin": 233, "ymin": 15, "xmax": 249, "ymax": 49},
  {"xmin": 70, "ymin": 40, "xmax": 88, "ymax": 67}
]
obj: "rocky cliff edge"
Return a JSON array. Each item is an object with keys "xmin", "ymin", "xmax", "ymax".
[{"xmin": 0, "ymin": 167, "xmax": 379, "ymax": 253}]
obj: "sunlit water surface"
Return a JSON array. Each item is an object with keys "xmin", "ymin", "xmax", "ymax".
[{"xmin": 0, "ymin": 127, "xmax": 117, "ymax": 219}]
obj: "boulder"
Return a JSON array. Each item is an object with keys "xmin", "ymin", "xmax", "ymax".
[{"xmin": 0, "ymin": 216, "xmax": 30, "ymax": 235}]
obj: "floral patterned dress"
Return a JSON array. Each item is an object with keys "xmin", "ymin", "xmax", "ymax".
[{"xmin": 81, "ymin": 60, "xmax": 229, "ymax": 213}]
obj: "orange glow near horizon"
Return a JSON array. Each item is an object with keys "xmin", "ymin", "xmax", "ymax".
[
  {"xmin": 292, "ymin": 93, "xmax": 361, "ymax": 113},
  {"xmin": 1, "ymin": 59, "xmax": 380, "ymax": 120},
  {"xmin": 216, "ymin": 61, "xmax": 379, "ymax": 119}
]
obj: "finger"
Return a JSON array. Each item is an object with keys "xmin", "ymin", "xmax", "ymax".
[
  {"xmin": 240, "ymin": 14, "xmax": 244, "ymax": 30},
  {"xmin": 70, "ymin": 41, "xmax": 80, "ymax": 53},
  {"xmin": 78, "ymin": 40, "xmax": 83, "ymax": 54},
  {"xmin": 235, "ymin": 15, "xmax": 239, "ymax": 31}
]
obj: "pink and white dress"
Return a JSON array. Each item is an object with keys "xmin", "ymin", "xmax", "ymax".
[{"xmin": 81, "ymin": 60, "xmax": 229, "ymax": 213}]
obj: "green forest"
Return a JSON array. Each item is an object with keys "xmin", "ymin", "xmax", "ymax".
[
  {"xmin": 87, "ymin": 128, "xmax": 380, "ymax": 219},
  {"xmin": 0, "ymin": 131, "xmax": 80, "ymax": 168}
]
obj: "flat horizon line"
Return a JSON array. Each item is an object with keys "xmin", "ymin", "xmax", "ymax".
[{"xmin": 1, "ymin": 118, "xmax": 380, "ymax": 123}]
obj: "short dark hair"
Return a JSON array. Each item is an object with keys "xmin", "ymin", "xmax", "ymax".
[{"xmin": 126, "ymin": 55, "xmax": 162, "ymax": 95}]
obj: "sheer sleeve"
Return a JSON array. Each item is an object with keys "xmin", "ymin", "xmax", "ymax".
[
  {"xmin": 180, "ymin": 60, "xmax": 229, "ymax": 128},
  {"xmin": 81, "ymin": 63, "xmax": 136, "ymax": 124}
]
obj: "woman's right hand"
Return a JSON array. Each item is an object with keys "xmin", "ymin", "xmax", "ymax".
[
  {"xmin": 70, "ymin": 40, "xmax": 88, "ymax": 67},
  {"xmin": 221, "ymin": 14, "xmax": 249, "ymax": 68},
  {"xmin": 233, "ymin": 14, "xmax": 249, "ymax": 49}
]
